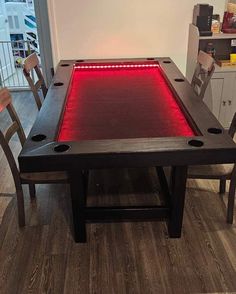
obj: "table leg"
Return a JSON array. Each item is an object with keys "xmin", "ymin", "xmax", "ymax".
[
  {"xmin": 168, "ymin": 166, "xmax": 187, "ymax": 238},
  {"xmin": 156, "ymin": 167, "xmax": 171, "ymax": 205},
  {"xmin": 69, "ymin": 170, "xmax": 87, "ymax": 243}
]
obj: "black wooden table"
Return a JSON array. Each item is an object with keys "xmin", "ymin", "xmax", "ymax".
[{"xmin": 19, "ymin": 58, "xmax": 236, "ymax": 242}]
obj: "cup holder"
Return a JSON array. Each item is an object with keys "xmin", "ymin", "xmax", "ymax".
[
  {"xmin": 61, "ymin": 64, "xmax": 70, "ymax": 67},
  {"xmin": 163, "ymin": 61, "xmax": 171, "ymax": 64},
  {"xmin": 174, "ymin": 78, "xmax": 185, "ymax": 82},
  {"xmin": 207, "ymin": 127, "xmax": 223, "ymax": 134},
  {"xmin": 54, "ymin": 144, "xmax": 70, "ymax": 153},
  {"xmin": 188, "ymin": 139, "xmax": 204, "ymax": 147},
  {"xmin": 31, "ymin": 134, "xmax": 47, "ymax": 142},
  {"xmin": 54, "ymin": 82, "xmax": 64, "ymax": 87}
]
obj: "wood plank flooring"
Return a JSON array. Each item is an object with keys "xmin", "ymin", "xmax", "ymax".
[{"xmin": 0, "ymin": 91, "xmax": 236, "ymax": 294}]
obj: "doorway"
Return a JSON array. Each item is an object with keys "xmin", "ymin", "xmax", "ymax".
[
  {"xmin": 0, "ymin": 0, "xmax": 15, "ymax": 84},
  {"xmin": 34, "ymin": 0, "xmax": 53, "ymax": 87},
  {"xmin": 0, "ymin": 0, "xmax": 53, "ymax": 89}
]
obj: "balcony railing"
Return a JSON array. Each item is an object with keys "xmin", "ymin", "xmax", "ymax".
[{"xmin": 0, "ymin": 40, "xmax": 36, "ymax": 89}]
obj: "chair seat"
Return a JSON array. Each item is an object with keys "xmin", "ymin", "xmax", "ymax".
[
  {"xmin": 188, "ymin": 164, "xmax": 234, "ymax": 179},
  {"xmin": 20, "ymin": 171, "xmax": 68, "ymax": 183}
]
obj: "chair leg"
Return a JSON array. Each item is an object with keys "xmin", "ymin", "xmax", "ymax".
[
  {"xmin": 219, "ymin": 179, "xmax": 226, "ymax": 194},
  {"xmin": 16, "ymin": 188, "xmax": 25, "ymax": 226},
  {"xmin": 29, "ymin": 184, "xmax": 36, "ymax": 199},
  {"xmin": 227, "ymin": 179, "xmax": 236, "ymax": 224}
]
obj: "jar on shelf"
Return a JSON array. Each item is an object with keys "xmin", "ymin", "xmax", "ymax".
[{"xmin": 205, "ymin": 42, "xmax": 216, "ymax": 58}]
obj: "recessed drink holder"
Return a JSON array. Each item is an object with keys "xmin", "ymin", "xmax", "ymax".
[
  {"xmin": 76, "ymin": 60, "xmax": 85, "ymax": 63},
  {"xmin": 188, "ymin": 139, "xmax": 204, "ymax": 147},
  {"xmin": 207, "ymin": 127, "xmax": 223, "ymax": 134},
  {"xmin": 54, "ymin": 82, "xmax": 64, "ymax": 87},
  {"xmin": 163, "ymin": 61, "xmax": 171, "ymax": 64},
  {"xmin": 174, "ymin": 78, "xmax": 185, "ymax": 82},
  {"xmin": 147, "ymin": 58, "xmax": 155, "ymax": 60},
  {"xmin": 61, "ymin": 64, "xmax": 70, "ymax": 67},
  {"xmin": 31, "ymin": 134, "xmax": 47, "ymax": 142},
  {"xmin": 54, "ymin": 144, "xmax": 70, "ymax": 153}
]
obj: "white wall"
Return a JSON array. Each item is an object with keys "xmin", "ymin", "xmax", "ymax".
[{"xmin": 47, "ymin": 0, "xmax": 226, "ymax": 73}]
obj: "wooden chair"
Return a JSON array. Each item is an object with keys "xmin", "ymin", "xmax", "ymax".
[
  {"xmin": 0, "ymin": 88, "xmax": 68, "ymax": 226},
  {"xmin": 191, "ymin": 50, "xmax": 215, "ymax": 100},
  {"xmin": 188, "ymin": 113, "xmax": 236, "ymax": 223},
  {"xmin": 23, "ymin": 52, "xmax": 48, "ymax": 110}
]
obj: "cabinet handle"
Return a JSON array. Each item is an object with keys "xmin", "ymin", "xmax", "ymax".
[
  {"xmin": 222, "ymin": 101, "xmax": 226, "ymax": 106},
  {"xmin": 228, "ymin": 100, "xmax": 232, "ymax": 106}
]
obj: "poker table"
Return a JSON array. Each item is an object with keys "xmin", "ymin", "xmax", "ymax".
[{"xmin": 19, "ymin": 58, "xmax": 236, "ymax": 242}]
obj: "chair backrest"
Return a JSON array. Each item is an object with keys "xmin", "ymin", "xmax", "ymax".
[
  {"xmin": 228, "ymin": 112, "xmax": 236, "ymax": 138},
  {"xmin": 191, "ymin": 50, "xmax": 215, "ymax": 100},
  {"xmin": 23, "ymin": 53, "xmax": 48, "ymax": 110},
  {"xmin": 0, "ymin": 88, "xmax": 25, "ymax": 188}
]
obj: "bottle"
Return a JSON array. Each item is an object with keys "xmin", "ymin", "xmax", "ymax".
[{"xmin": 206, "ymin": 42, "xmax": 216, "ymax": 58}]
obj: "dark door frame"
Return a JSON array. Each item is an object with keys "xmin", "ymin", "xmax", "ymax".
[{"xmin": 34, "ymin": 0, "xmax": 53, "ymax": 87}]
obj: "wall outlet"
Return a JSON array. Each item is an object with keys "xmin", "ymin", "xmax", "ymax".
[{"xmin": 231, "ymin": 39, "xmax": 236, "ymax": 46}]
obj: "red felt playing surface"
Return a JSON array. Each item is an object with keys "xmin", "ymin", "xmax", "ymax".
[{"xmin": 58, "ymin": 63, "xmax": 196, "ymax": 142}]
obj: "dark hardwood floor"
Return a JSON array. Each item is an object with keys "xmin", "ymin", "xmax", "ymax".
[{"xmin": 0, "ymin": 91, "xmax": 236, "ymax": 294}]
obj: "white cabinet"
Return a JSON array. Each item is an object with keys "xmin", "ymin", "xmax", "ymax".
[
  {"xmin": 186, "ymin": 24, "xmax": 236, "ymax": 128},
  {"xmin": 204, "ymin": 73, "xmax": 224, "ymax": 119},
  {"xmin": 204, "ymin": 72, "xmax": 236, "ymax": 128}
]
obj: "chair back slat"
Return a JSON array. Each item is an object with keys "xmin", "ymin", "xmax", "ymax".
[
  {"xmin": 228, "ymin": 113, "xmax": 236, "ymax": 138},
  {"xmin": 23, "ymin": 52, "xmax": 39, "ymax": 73},
  {"xmin": 35, "ymin": 66, "xmax": 48, "ymax": 97},
  {"xmin": 4, "ymin": 121, "xmax": 19, "ymax": 143},
  {"xmin": 23, "ymin": 53, "xmax": 48, "ymax": 110},
  {"xmin": 35, "ymin": 79, "xmax": 43, "ymax": 91},
  {"xmin": 197, "ymin": 50, "xmax": 214, "ymax": 72},
  {"xmin": 0, "ymin": 129, "xmax": 22, "ymax": 191},
  {"xmin": 6, "ymin": 103, "xmax": 26, "ymax": 146},
  {"xmin": 191, "ymin": 50, "xmax": 215, "ymax": 100},
  {"xmin": 0, "ymin": 88, "xmax": 12, "ymax": 112},
  {"xmin": 0, "ymin": 88, "xmax": 26, "ymax": 146},
  {"xmin": 0, "ymin": 88, "xmax": 26, "ymax": 205},
  {"xmin": 192, "ymin": 76, "xmax": 202, "ymax": 88},
  {"xmin": 24, "ymin": 75, "xmax": 42, "ymax": 111}
]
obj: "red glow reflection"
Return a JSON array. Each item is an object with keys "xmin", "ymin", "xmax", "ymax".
[
  {"xmin": 58, "ymin": 63, "xmax": 195, "ymax": 142},
  {"xmin": 75, "ymin": 64, "xmax": 159, "ymax": 70}
]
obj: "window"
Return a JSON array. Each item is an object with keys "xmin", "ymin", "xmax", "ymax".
[
  {"xmin": 7, "ymin": 15, "xmax": 20, "ymax": 29},
  {"xmin": 10, "ymin": 34, "xmax": 24, "ymax": 49},
  {"xmin": 7, "ymin": 16, "xmax": 13, "ymax": 29},
  {"xmin": 14, "ymin": 16, "xmax": 20, "ymax": 29},
  {"xmin": 24, "ymin": 19, "xmax": 36, "ymax": 29},
  {"xmin": 27, "ymin": 32, "xmax": 36, "ymax": 39},
  {"xmin": 27, "ymin": 36, "xmax": 38, "ymax": 48},
  {"xmin": 26, "ymin": 15, "xmax": 36, "ymax": 22}
]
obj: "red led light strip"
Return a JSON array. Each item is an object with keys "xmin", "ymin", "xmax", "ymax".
[{"xmin": 74, "ymin": 64, "xmax": 159, "ymax": 69}]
